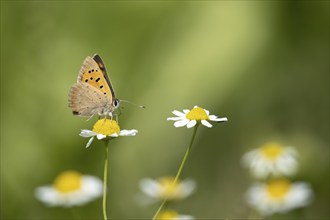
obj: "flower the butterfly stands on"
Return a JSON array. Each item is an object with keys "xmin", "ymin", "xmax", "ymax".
[{"xmin": 68, "ymin": 54, "xmax": 138, "ymax": 220}]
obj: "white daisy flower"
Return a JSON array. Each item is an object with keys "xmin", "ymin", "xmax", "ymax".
[
  {"xmin": 35, "ymin": 170, "xmax": 103, "ymax": 207},
  {"xmin": 79, "ymin": 119, "xmax": 138, "ymax": 148},
  {"xmin": 167, "ymin": 106, "xmax": 228, "ymax": 128},
  {"xmin": 139, "ymin": 177, "xmax": 196, "ymax": 202},
  {"xmin": 156, "ymin": 209, "xmax": 195, "ymax": 220},
  {"xmin": 242, "ymin": 142, "xmax": 298, "ymax": 179},
  {"xmin": 246, "ymin": 178, "xmax": 313, "ymax": 216}
]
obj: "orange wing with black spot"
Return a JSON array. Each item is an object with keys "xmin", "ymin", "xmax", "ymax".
[{"xmin": 77, "ymin": 54, "xmax": 115, "ymax": 101}]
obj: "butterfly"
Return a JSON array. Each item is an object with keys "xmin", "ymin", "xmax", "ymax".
[{"xmin": 68, "ymin": 54, "xmax": 120, "ymax": 118}]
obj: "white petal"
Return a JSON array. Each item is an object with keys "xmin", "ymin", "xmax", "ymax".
[
  {"xmin": 80, "ymin": 175, "xmax": 103, "ymax": 199},
  {"xmin": 178, "ymin": 214, "xmax": 195, "ymax": 220},
  {"xmin": 167, "ymin": 116, "xmax": 183, "ymax": 121},
  {"xmin": 183, "ymin": 109, "xmax": 190, "ymax": 114},
  {"xmin": 79, "ymin": 129, "xmax": 97, "ymax": 138},
  {"xmin": 35, "ymin": 186, "xmax": 61, "ymax": 207},
  {"xmin": 187, "ymin": 120, "xmax": 197, "ymax": 128},
  {"xmin": 276, "ymin": 157, "xmax": 298, "ymax": 176},
  {"xmin": 174, "ymin": 119, "xmax": 190, "ymax": 127},
  {"xmin": 110, "ymin": 133, "xmax": 119, "ymax": 137},
  {"xmin": 209, "ymin": 116, "xmax": 228, "ymax": 122},
  {"xmin": 286, "ymin": 183, "xmax": 313, "ymax": 208},
  {"xmin": 204, "ymin": 109, "xmax": 210, "ymax": 115},
  {"xmin": 119, "ymin": 129, "xmax": 138, "ymax": 136},
  {"xmin": 172, "ymin": 110, "xmax": 185, "ymax": 117},
  {"xmin": 139, "ymin": 178, "xmax": 161, "ymax": 198},
  {"xmin": 96, "ymin": 134, "xmax": 107, "ymax": 139},
  {"xmin": 180, "ymin": 179, "xmax": 197, "ymax": 198},
  {"xmin": 241, "ymin": 150, "xmax": 257, "ymax": 167},
  {"xmin": 208, "ymin": 115, "xmax": 217, "ymax": 120},
  {"xmin": 201, "ymin": 120, "xmax": 212, "ymax": 128},
  {"xmin": 245, "ymin": 184, "xmax": 272, "ymax": 216},
  {"xmin": 86, "ymin": 137, "xmax": 94, "ymax": 148}
]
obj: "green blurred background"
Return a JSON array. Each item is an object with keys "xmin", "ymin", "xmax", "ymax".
[{"xmin": 1, "ymin": 1, "xmax": 329, "ymax": 219}]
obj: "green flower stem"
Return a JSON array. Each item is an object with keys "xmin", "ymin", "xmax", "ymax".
[
  {"xmin": 103, "ymin": 140, "xmax": 109, "ymax": 220},
  {"xmin": 152, "ymin": 124, "xmax": 199, "ymax": 220}
]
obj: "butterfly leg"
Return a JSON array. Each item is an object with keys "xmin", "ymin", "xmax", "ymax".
[
  {"xmin": 86, "ymin": 114, "xmax": 95, "ymax": 121},
  {"xmin": 102, "ymin": 115, "xmax": 107, "ymax": 126},
  {"xmin": 113, "ymin": 108, "xmax": 121, "ymax": 123}
]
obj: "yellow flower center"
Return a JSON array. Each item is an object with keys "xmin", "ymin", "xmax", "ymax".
[
  {"xmin": 53, "ymin": 171, "xmax": 82, "ymax": 193},
  {"xmin": 266, "ymin": 179, "xmax": 291, "ymax": 200},
  {"xmin": 260, "ymin": 142, "xmax": 284, "ymax": 160},
  {"xmin": 159, "ymin": 177, "xmax": 181, "ymax": 199},
  {"xmin": 156, "ymin": 210, "xmax": 179, "ymax": 220},
  {"xmin": 186, "ymin": 107, "xmax": 209, "ymax": 120},
  {"xmin": 92, "ymin": 119, "xmax": 120, "ymax": 136}
]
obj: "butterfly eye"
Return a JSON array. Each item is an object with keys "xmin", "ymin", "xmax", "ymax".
[{"xmin": 113, "ymin": 99, "xmax": 120, "ymax": 108}]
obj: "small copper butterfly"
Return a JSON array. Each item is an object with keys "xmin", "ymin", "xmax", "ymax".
[{"xmin": 68, "ymin": 54, "xmax": 120, "ymax": 118}]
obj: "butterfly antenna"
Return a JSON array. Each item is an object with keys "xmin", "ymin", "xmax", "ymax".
[{"xmin": 120, "ymin": 100, "xmax": 146, "ymax": 109}]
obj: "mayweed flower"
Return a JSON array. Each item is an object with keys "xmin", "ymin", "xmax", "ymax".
[
  {"xmin": 246, "ymin": 178, "xmax": 313, "ymax": 216},
  {"xmin": 139, "ymin": 177, "xmax": 196, "ymax": 202},
  {"xmin": 156, "ymin": 209, "xmax": 194, "ymax": 220},
  {"xmin": 80, "ymin": 119, "xmax": 138, "ymax": 148},
  {"xmin": 242, "ymin": 142, "xmax": 298, "ymax": 179},
  {"xmin": 167, "ymin": 106, "xmax": 227, "ymax": 128},
  {"xmin": 35, "ymin": 170, "xmax": 103, "ymax": 207}
]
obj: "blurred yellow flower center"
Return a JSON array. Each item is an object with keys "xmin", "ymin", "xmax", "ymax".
[
  {"xmin": 186, "ymin": 107, "xmax": 209, "ymax": 120},
  {"xmin": 53, "ymin": 171, "xmax": 82, "ymax": 193},
  {"xmin": 159, "ymin": 177, "xmax": 181, "ymax": 199},
  {"xmin": 92, "ymin": 119, "xmax": 120, "ymax": 136},
  {"xmin": 266, "ymin": 179, "xmax": 291, "ymax": 200},
  {"xmin": 260, "ymin": 143, "xmax": 284, "ymax": 160},
  {"xmin": 156, "ymin": 210, "xmax": 179, "ymax": 220}
]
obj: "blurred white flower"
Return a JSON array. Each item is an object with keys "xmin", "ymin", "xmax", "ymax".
[
  {"xmin": 242, "ymin": 142, "xmax": 298, "ymax": 179},
  {"xmin": 35, "ymin": 170, "xmax": 103, "ymax": 207},
  {"xmin": 167, "ymin": 106, "xmax": 227, "ymax": 128},
  {"xmin": 139, "ymin": 177, "xmax": 196, "ymax": 203},
  {"xmin": 246, "ymin": 178, "xmax": 313, "ymax": 216},
  {"xmin": 80, "ymin": 119, "xmax": 138, "ymax": 148},
  {"xmin": 156, "ymin": 209, "xmax": 194, "ymax": 220}
]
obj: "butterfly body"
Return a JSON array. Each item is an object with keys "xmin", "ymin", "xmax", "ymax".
[{"xmin": 68, "ymin": 54, "xmax": 120, "ymax": 118}]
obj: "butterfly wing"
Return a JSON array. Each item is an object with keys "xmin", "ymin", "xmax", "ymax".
[
  {"xmin": 68, "ymin": 83, "xmax": 109, "ymax": 117},
  {"xmin": 77, "ymin": 55, "xmax": 115, "ymax": 101},
  {"xmin": 92, "ymin": 54, "xmax": 116, "ymax": 99}
]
